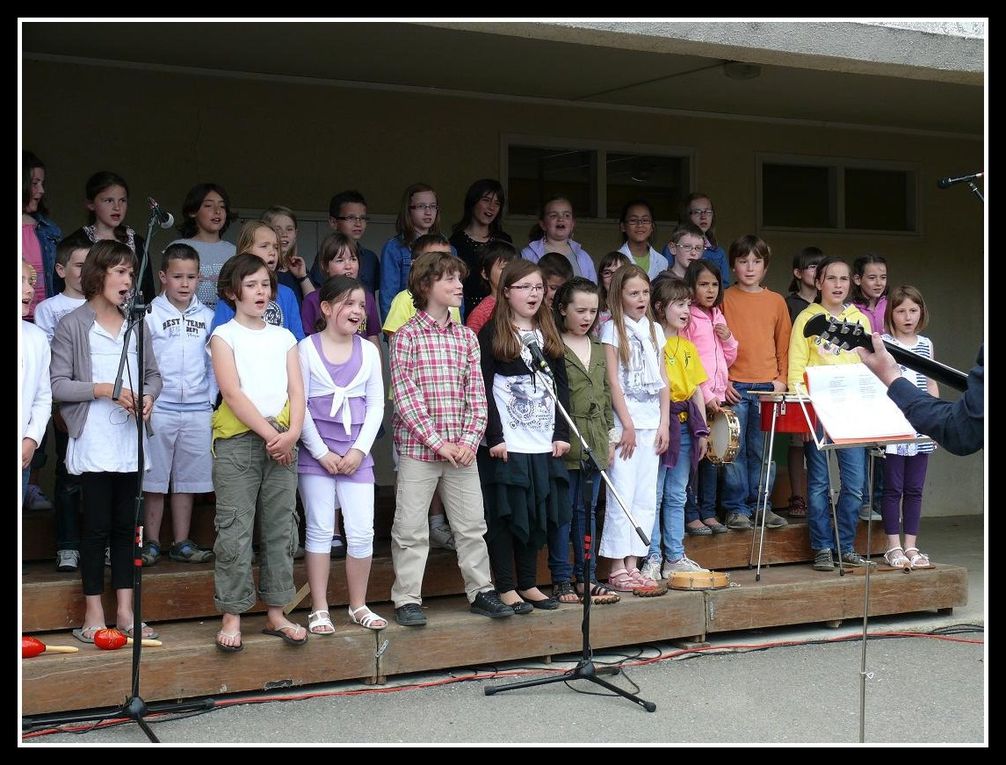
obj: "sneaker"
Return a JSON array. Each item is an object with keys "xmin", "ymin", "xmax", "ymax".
[
  {"xmin": 56, "ymin": 549, "xmax": 80, "ymax": 572},
  {"xmin": 139, "ymin": 540, "xmax": 161, "ymax": 567},
  {"xmin": 725, "ymin": 512, "xmax": 753, "ymax": 530},
  {"xmin": 858, "ymin": 507, "xmax": 883, "ymax": 522},
  {"xmin": 813, "ymin": 548, "xmax": 835, "ymax": 571},
  {"xmin": 168, "ymin": 539, "xmax": 214, "ymax": 563},
  {"xmin": 104, "ymin": 546, "xmax": 111, "ymax": 568},
  {"xmin": 754, "ymin": 509, "xmax": 789, "ymax": 529},
  {"xmin": 394, "ymin": 603, "xmax": 427, "ymax": 627},
  {"xmin": 639, "ymin": 556, "xmax": 663, "ymax": 582},
  {"xmin": 840, "ymin": 551, "xmax": 876, "ymax": 567},
  {"xmin": 662, "ymin": 556, "xmax": 709, "ymax": 577},
  {"xmin": 25, "ymin": 485, "xmax": 53, "ymax": 510},
  {"xmin": 469, "ymin": 589, "xmax": 514, "ymax": 619},
  {"xmin": 429, "ymin": 524, "xmax": 456, "ymax": 551},
  {"xmin": 330, "ymin": 535, "xmax": 347, "ymax": 560}
]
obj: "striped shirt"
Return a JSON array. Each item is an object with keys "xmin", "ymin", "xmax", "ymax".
[
  {"xmin": 390, "ymin": 309, "xmax": 488, "ymax": 461},
  {"xmin": 883, "ymin": 333, "xmax": 937, "ymax": 455}
]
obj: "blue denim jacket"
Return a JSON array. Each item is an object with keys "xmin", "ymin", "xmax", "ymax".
[
  {"xmin": 31, "ymin": 213, "xmax": 63, "ymax": 298},
  {"xmin": 379, "ymin": 236, "xmax": 457, "ymax": 320}
]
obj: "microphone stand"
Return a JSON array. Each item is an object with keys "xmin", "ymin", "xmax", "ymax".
[
  {"xmin": 484, "ymin": 351, "xmax": 656, "ymax": 712},
  {"xmin": 23, "ymin": 210, "xmax": 213, "ymax": 741},
  {"xmin": 966, "ymin": 180, "xmax": 984, "ymax": 203}
]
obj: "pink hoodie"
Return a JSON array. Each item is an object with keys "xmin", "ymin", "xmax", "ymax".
[{"xmin": 682, "ymin": 304, "xmax": 738, "ymax": 405}]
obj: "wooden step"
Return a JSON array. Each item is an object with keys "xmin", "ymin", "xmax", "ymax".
[
  {"xmin": 376, "ymin": 591, "xmax": 706, "ymax": 681},
  {"xmin": 703, "ymin": 563, "xmax": 968, "ymax": 633},
  {"xmin": 20, "ymin": 612, "xmax": 379, "ymax": 716},
  {"xmin": 22, "ymin": 562, "xmax": 969, "ymax": 716},
  {"xmin": 20, "ymin": 487, "xmax": 400, "ymax": 562},
  {"xmin": 21, "ymin": 520, "xmax": 889, "ymax": 633},
  {"xmin": 21, "ymin": 543, "xmax": 549, "ymax": 634}
]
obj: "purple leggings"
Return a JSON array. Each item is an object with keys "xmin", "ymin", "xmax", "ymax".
[{"xmin": 881, "ymin": 453, "xmax": 929, "ymax": 536}]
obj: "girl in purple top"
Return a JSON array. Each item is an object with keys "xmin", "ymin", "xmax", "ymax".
[
  {"xmin": 298, "ymin": 276, "xmax": 386, "ymax": 634},
  {"xmin": 301, "ymin": 233, "xmax": 381, "ymax": 354}
]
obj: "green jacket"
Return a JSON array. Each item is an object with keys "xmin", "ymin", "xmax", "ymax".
[{"xmin": 563, "ymin": 338, "xmax": 614, "ymax": 469}]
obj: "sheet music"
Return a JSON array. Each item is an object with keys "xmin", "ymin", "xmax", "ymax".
[{"xmin": 805, "ymin": 365, "xmax": 916, "ymax": 444}]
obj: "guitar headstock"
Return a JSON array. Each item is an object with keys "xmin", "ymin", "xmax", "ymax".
[{"xmin": 802, "ymin": 313, "xmax": 870, "ymax": 356}]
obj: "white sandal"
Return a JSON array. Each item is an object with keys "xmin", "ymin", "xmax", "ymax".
[
  {"xmin": 883, "ymin": 547, "xmax": 911, "ymax": 569},
  {"xmin": 308, "ymin": 610, "xmax": 335, "ymax": 635},
  {"xmin": 348, "ymin": 605, "xmax": 388, "ymax": 631},
  {"xmin": 904, "ymin": 547, "xmax": 931, "ymax": 569}
]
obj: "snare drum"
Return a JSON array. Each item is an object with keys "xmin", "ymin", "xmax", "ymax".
[
  {"xmin": 706, "ymin": 407, "xmax": 740, "ymax": 464},
  {"xmin": 668, "ymin": 570, "xmax": 730, "ymax": 591},
  {"xmin": 759, "ymin": 398, "xmax": 816, "ymax": 434}
]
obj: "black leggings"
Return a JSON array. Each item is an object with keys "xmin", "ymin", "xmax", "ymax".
[
  {"xmin": 486, "ymin": 530, "xmax": 539, "ymax": 593},
  {"xmin": 80, "ymin": 472, "xmax": 137, "ymax": 595}
]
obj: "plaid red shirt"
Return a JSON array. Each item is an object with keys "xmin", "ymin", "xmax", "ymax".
[{"xmin": 391, "ymin": 309, "xmax": 488, "ymax": 461}]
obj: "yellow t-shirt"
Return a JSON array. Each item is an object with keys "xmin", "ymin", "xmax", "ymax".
[
  {"xmin": 788, "ymin": 303, "xmax": 872, "ymax": 393},
  {"xmin": 663, "ymin": 336, "xmax": 707, "ymax": 420},
  {"xmin": 382, "ymin": 290, "xmax": 463, "ymax": 335}
]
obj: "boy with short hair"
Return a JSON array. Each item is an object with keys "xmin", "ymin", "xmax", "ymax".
[
  {"xmin": 309, "ymin": 190, "xmax": 380, "ymax": 295},
  {"xmin": 142, "ymin": 243, "xmax": 217, "ymax": 565},
  {"xmin": 34, "ymin": 236, "xmax": 90, "ymax": 569},
  {"xmin": 389, "ymin": 249, "xmax": 511, "ymax": 626},
  {"xmin": 720, "ymin": 235, "xmax": 793, "ymax": 530},
  {"xmin": 664, "ymin": 224, "xmax": 706, "ymax": 280}
]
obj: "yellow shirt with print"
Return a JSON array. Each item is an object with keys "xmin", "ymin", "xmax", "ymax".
[{"xmin": 663, "ymin": 335, "xmax": 708, "ymax": 420}]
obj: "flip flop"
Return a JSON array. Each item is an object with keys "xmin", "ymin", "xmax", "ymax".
[
  {"xmin": 117, "ymin": 622, "xmax": 160, "ymax": 640},
  {"xmin": 262, "ymin": 624, "xmax": 308, "ymax": 646},
  {"xmin": 72, "ymin": 625, "xmax": 106, "ymax": 644},
  {"xmin": 216, "ymin": 630, "xmax": 244, "ymax": 653}
]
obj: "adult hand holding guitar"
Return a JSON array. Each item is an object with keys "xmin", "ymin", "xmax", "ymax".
[{"xmin": 802, "ymin": 315, "xmax": 982, "ymax": 456}]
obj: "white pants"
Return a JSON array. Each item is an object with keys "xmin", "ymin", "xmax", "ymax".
[
  {"xmin": 599, "ymin": 428, "xmax": 659, "ymax": 560},
  {"xmin": 298, "ymin": 474, "xmax": 375, "ymax": 557}
]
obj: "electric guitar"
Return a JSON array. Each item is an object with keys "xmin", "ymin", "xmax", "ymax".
[{"xmin": 802, "ymin": 314, "xmax": 968, "ymax": 392}]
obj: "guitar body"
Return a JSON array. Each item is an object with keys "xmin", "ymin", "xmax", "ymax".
[{"xmin": 802, "ymin": 314, "xmax": 968, "ymax": 392}]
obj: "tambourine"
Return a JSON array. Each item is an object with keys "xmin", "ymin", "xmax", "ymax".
[
  {"xmin": 706, "ymin": 408, "xmax": 740, "ymax": 464},
  {"xmin": 667, "ymin": 570, "xmax": 731, "ymax": 591}
]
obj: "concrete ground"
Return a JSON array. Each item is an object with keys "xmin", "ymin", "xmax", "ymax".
[{"xmin": 23, "ymin": 515, "xmax": 986, "ymax": 746}]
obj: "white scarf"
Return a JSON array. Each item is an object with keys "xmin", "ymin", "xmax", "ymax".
[{"xmin": 623, "ymin": 315, "xmax": 664, "ymax": 395}]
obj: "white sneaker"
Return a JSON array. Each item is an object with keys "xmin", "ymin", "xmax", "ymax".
[
  {"xmin": 662, "ymin": 556, "xmax": 709, "ymax": 577},
  {"xmin": 639, "ymin": 557, "xmax": 663, "ymax": 582},
  {"xmin": 56, "ymin": 549, "xmax": 80, "ymax": 572},
  {"xmin": 429, "ymin": 524, "xmax": 456, "ymax": 550}
]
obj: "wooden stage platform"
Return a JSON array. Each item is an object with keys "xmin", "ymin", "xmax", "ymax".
[{"xmin": 22, "ymin": 516, "xmax": 967, "ymax": 716}]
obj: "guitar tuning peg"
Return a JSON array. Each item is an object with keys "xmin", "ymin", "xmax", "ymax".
[
  {"xmin": 831, "ymin": 345, "xmax": 842, "ymax": 356},
  {"xmin": 814, "ymin": 336, "xmax": 823, "ymax": 346}
]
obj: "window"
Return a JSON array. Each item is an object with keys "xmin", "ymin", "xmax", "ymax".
[
  {"xmin": 504, "ymin": 136, "xmax": 693, "ymax": 222},
  {"xmin": 759, "ymin": 155, "xmax": 917, "ymax": 233}
]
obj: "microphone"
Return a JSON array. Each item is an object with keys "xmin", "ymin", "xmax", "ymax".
[
  {"xmin": 521, "ymin": 333, "xmax": 553, "ymax": 377},
  {"xmin": 937, "ymin": 172, "xmax": 983, "ymax": 189},
  {"xmin": 147, "ymin": 197, "xmax": 175, "ymax": 229}
]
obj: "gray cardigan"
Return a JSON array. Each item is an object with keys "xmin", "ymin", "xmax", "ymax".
[{"xmin": 49, "ymin": 303, "xmax": 162, "ymax": 438}]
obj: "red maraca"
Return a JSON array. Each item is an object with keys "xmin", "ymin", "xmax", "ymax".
[
  {"xmin": 93, "ymin": 628, "xmax": 162, "ymax": 649},
  {"xmin": 22, "ymin": 635, "xmax": 79, "ymax": 657}
]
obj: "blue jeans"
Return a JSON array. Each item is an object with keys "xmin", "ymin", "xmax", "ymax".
[
  {"xmin": 805, "ymin": 427, "xmax": 866, "ymax": 553},
  {"xmin": 567, "ymin": 468, "xmax": 601, "ymax": 584},
  {"xmin": 685, "ymin": 458, "xmax": 719, "ymax": 522},
  {"xmin": 721, "ymin": 382, "xmax": 777, "ymax": 517},
  {"xmin": 650, "ymin": 424, "xmax": 691, "ymax": 562}
]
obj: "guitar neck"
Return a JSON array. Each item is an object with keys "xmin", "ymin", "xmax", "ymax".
[{"xmin": 882, "ymin": 341, "xmax": 968, "ymax": 392}]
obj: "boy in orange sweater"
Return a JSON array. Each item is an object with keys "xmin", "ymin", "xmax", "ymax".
[{"xmin": 720, "ymin": 235, "xmax": 792, "ymax": 530}]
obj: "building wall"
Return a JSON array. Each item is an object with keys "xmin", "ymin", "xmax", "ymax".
[{"xmin": 23, "ymin": 59, "xmax": 984, "ymax": 515}]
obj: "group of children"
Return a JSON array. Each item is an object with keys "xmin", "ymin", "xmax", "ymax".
[{"xmin": 21, "ymin": 162, "xmax": 939, "ymax": 649}]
